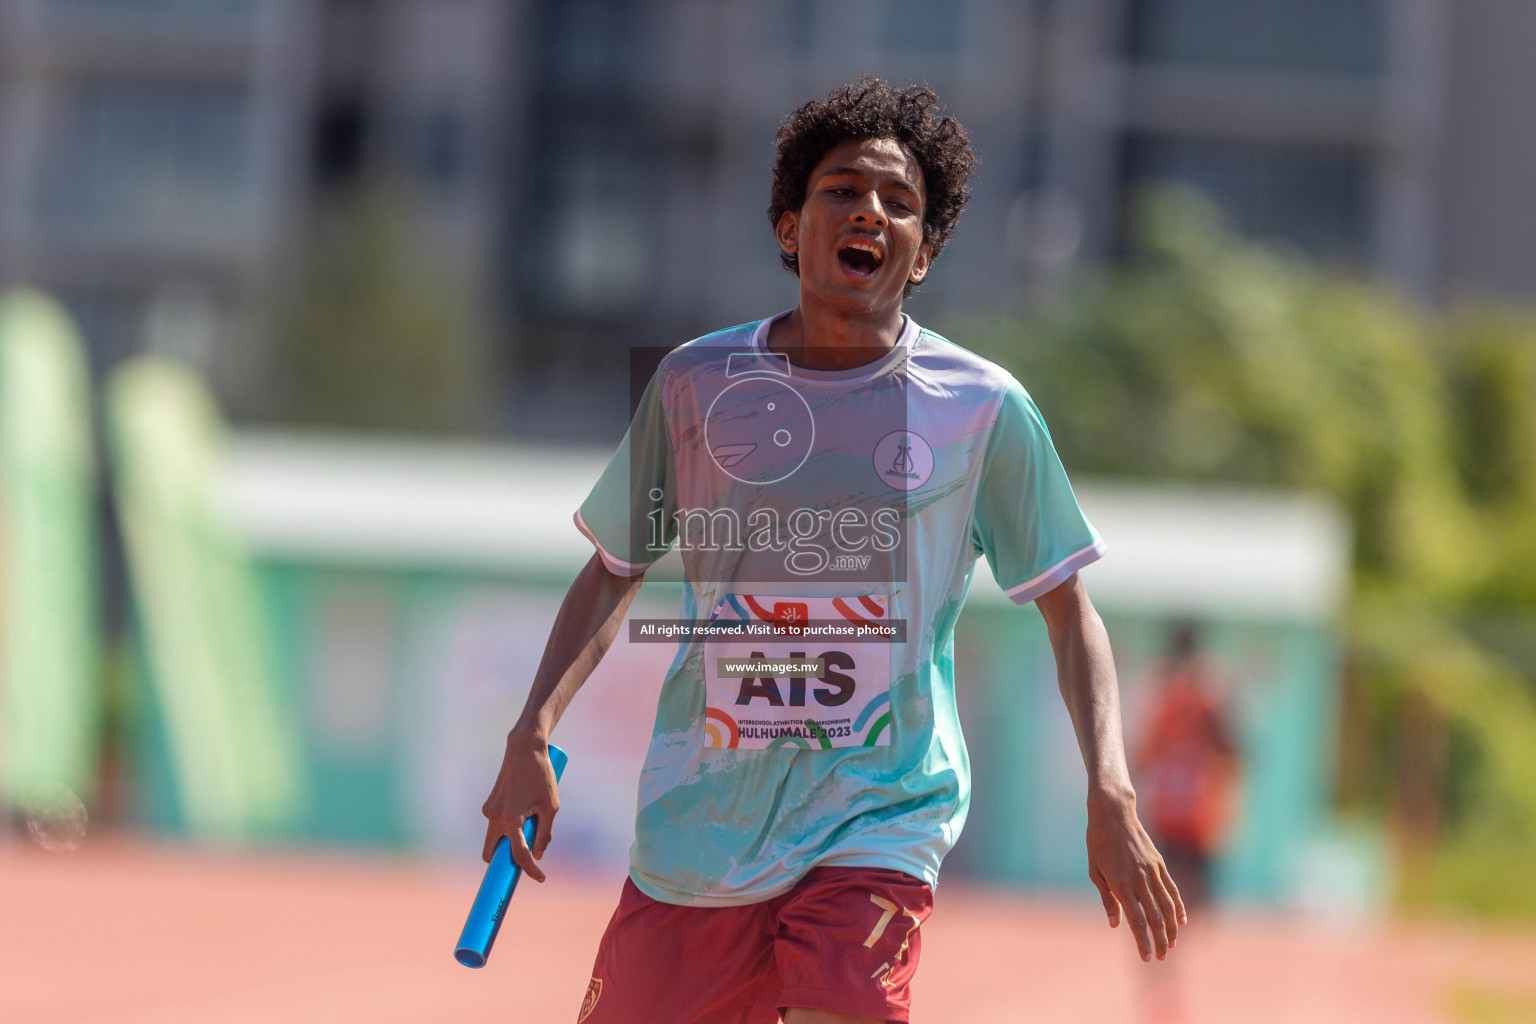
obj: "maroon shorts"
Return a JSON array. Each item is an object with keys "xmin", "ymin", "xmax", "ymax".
[{"xmin": 577, "ymin": 866, "xmax": 933, "ymax": 1023}]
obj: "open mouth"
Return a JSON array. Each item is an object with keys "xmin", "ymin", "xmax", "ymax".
[{"xmin": 837, "ymin": 242, "xmax": 884, "ymax": 279}]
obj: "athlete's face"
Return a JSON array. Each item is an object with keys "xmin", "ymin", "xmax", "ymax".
[{"xmin": 775, "ymin": 137, "xmax": 931, "ymax": 316}]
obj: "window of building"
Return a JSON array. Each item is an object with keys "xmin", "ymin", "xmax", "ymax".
[
  {"xmin": 49, "ymin": 0, "xmax": 257, "ymax": 27},
  {"xmin": 59, "ymin": 281, "xmax": 226, "ymax": 379},
  {"xmin": 882, "ymin": 0, "xmax": 962, "ymax": 54},
  {"xmin": 774, "ymin": 0, "xmax": 961, "ymax": 56},
  {"xmin": 313, "ymin": 94, "xmax": 367, "ymax": 188},
  {"xmin": 519, "ymin": 132, "xmax": 652, "ymax": 317},
  {"xmin": 783, "ymin": 0, "xmax": 818, "ymax": 53},
  {"xmin": 515, "ymin": 0, "xmax": 655, "ymax": 321},
  {"xmin": 58, "ymin": 288, "xmax": 146, "ymax": 377},
  {"xmin": 413, "ymin": 108, "xmax": 469, "ymax": 193},
  {"xmin": 1121, "ymin": 135, "xmax": 1372, "ymax": 265},
  {"xmin": 42, "ymin": 82, "xmax": 254, "ymax": 231},
  {"xmin": 1127, "ymin": 0, "xmax": 1384, "ymax": 77},
  {"xmin": 544, "ymin": 0, "xmax": 645, "ymax": 96}
]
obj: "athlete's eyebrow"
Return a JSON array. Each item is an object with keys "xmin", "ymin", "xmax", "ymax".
[{"xmin": 820, "ymin": 166, "xmax": 921, "ymax": 196}]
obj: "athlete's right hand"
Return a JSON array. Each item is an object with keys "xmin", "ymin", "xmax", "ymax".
[{"xmin": 480, "ymin": 732, "xmax": 561, "ymax": 882}]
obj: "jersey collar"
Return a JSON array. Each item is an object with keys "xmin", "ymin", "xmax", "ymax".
[{"xmin": 747, "ymin": 310, "xmax": 917, "ymax": 388}]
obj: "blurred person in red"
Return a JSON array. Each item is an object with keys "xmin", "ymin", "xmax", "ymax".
[
  {"xmin": 1135, "ymin": 621, "xmax": 1242, "ymax": 911},
  {"xmin": 1131, "ymin": 622, "xmax": 1240, "ymax": 1024}
]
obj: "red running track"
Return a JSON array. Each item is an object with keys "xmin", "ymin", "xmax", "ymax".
[{"xmin": 3, "ymin": 837, "xmax": 1533, "ymax": 1023}]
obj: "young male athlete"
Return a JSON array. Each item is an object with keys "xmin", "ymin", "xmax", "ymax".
[{"xmin": 481, "ymin": 79, "xmax": 1185, "ymax": 1024}]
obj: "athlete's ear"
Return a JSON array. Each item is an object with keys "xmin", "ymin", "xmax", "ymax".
[
  {"xmin": 775, "ymin": 210, "xmax": 800, "ymax": 259},
  {"xmin": 908, "ymin": 241, "xmax": 932, "ymax": 286}
]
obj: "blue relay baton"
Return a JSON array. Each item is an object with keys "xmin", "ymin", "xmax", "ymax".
[{"xmin": 454, "ymin": 744, "xmax": 568, "ymax": 968}]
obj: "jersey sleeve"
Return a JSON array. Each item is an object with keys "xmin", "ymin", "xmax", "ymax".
[
  {"xmin": 575, "ymin": 370, "xmax": 678, "ymax": 576},
  {"xmin": 970, "ymin": 377, "xmax": 1105, "ymax": 604}
]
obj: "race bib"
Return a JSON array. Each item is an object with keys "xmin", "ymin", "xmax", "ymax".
[{"xmin": 703, "ymin": 594, "xmax": 894, "ymax": 750}]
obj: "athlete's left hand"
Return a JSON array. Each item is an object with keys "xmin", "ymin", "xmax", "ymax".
[{"xmin": 1085, "ymin": 788, "xmax": 1185, "ymax": 962}]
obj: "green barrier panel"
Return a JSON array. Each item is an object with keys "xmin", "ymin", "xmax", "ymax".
[
  {"xmin": 107, "ymin": 356, "xmax": 303, "ymax": 839},
  {"xmin": 0, "ymin": 288, "xmax": 99, "ymax": 811}
]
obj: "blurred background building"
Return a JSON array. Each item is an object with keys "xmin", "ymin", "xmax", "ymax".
[{"xmin": 3, "ymin": 0, "xmax": 1535, "ymax": 438}]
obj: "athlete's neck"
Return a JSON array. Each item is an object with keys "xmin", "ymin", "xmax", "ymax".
[{"xmin": 765, "ymin": 304, "xmax": 905, "ymax": 372}]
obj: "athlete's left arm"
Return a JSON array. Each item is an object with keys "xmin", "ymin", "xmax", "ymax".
[{"xmin": 1035, "ymin": 571, "xmax": 1187, "ymax": 962}]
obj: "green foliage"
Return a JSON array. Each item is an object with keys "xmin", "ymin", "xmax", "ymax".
[
  {"xmin": 1353, "ymin": 605, "xmax": 1536, "ymax": 920},
  {"xmin": 967, "ymin": 186, "xmax": 1491, "ymax": 596},
  {"xmin": 280, "ymin": 179, "xmax": 482, "ymax": 433},
  {"xmin": 1447, "ymin": 307, "xmax": 1536, "ymax": 605},
  {"xmin": 962, "ymin": 184, "xmax": 1536, "ymax": 919},
  {"xmin": 1448, "ymin": 984, "xmax": 1536, "ymax": 1024}
]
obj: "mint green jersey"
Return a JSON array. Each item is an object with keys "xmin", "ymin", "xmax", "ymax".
[{"xmin": 575, "ymin": 313, "xmax": 1103, "ymax": 906}]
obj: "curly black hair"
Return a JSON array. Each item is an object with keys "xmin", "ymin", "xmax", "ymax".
[{"xmin": 768, "ymin": 78, "xmax": 977, "ymax": 292}]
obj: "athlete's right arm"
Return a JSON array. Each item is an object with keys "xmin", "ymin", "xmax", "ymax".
[{"xmin": 480, "ymin": 551, "xmax": 645, "ymax": 880}]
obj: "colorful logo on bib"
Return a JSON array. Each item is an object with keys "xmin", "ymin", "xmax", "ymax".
[
  {"xmin": 873, "ymin": 430, "xmax": 933, "ymax": 491},
  {"xmin": 704, "ymin": 708, "xmax": 740, "ymax": 749}
]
